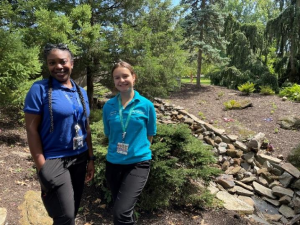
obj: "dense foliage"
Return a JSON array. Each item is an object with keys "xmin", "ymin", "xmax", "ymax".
[
  {"xmin": 0, "ymin": 30, "xmax": 41, "ymax": 104},
  {"xmin": 1, "ymin": 0, "xmax": 300, "ymax": 107},
  {"xmin": 279, "ymin": 84, "xmax": 300, "ymax": 101},
  {"xmin": 90, "ymin": 120, "xmax": 220, "ymax": 210}
]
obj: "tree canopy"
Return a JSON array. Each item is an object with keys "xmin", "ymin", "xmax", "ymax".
[{"xmin": 0, "ymin": 0, "xmax": 299, "ymax": 106}]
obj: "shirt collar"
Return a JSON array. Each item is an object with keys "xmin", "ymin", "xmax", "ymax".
[
  {"xmin": 110, "ymin": 90, "xmax": 141, "ymax": 105},
  {"xmin": 52, "ymin": 78, "xmax": 77, "ymax": 92}
]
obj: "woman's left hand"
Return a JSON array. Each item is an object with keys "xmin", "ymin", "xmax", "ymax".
[{"xmin": 85, "ymin": 161, "xmax": 95, "ymax": 183}]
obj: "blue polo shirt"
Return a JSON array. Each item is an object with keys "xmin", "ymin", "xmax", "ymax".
[
  {"xmin": 102, "ymin": 91, "xmax": 156, "ymax": 164},
  {"xmin": 23, "ymin": 78, "xmax": 90, "ymax": 159}
]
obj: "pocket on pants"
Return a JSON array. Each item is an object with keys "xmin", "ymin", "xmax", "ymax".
[{"xmin": 38, "ymin": 158, "xmax": 61, "ymax": 193}]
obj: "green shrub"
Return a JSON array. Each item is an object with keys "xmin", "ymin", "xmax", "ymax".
[
  {"xmin": 238, "ymin": 82, "xmax": 255, "ymax": 95},
  {"xmin": 223, "ymin": 100, "xmax": 241, "ymax": 110},
  {"xmin": 89, "ymin": 120, "xmax": 110, "ymax": 201},
  {"xmin": 287, "ymin": 143, "xmax": 300, "ymax": 169},
  {"xmin": 89, "ymin": 109, "xmax": 103, "ymax": 123},
  {"xmin": 279, "ymin": 84, "xmax": 300, "ymax": 101},
  {"xmin": 209, "ymin": 66, "xmax": 249, "ymax": 89},
  {"xmin": 257, "ymin": 72, "xmax": 279, "ymax": 93},
  {"xmin": 91, "ymin": 121, "xmax": 220, "ymax": 211},
  {"xmin": 140, "ymin": 124, "xmax": 220, "ymax": 210},
  {"xmin": 259, "ymin": 85, "xmax": 275, "ymax": 95}
]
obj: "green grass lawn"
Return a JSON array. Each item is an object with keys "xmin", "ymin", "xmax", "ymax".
[{"xmin": 181, "ymin": 77, "xmax": 211, "ymax": 85}]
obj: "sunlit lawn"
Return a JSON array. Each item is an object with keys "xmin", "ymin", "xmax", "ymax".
[{"xmin": 181, "ymin": 77, "xmax": 211, "ymax": 85}]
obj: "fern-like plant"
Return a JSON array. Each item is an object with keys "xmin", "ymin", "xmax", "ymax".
[
  {"xmin": 238, "ymin": 82, "xmax": 255, "ymax": 95},
  {"xmin": 279, "ymin": 84, "xmax": 300, "ymax": 101},
  {"xmin": 259, "ymin": 85, "xmax": 275, "ymax": 95},
  {"xmin": 223, "ymin": 100, "xmax": 241, "ymax": 110}
]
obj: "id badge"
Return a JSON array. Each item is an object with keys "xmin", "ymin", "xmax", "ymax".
[
  {"xmin": 117, "ymin": 142, "xmax": 129, "ymax": 155},
  {"xmin": 73, "ymin": 136, "xmax": 84, "ymax": 150}
]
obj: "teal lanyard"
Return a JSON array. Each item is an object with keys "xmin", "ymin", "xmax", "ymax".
[{"xmin": 118, "ymin": 96, "xmax": 135, "ymax": 141}]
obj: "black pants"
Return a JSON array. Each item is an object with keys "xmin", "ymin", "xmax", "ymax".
[
  {"xmin": 105, "ymin": 160, "xmax": 151, "ymax": 225},
  {"xmin": 38, "ymin": 151, "xmax": 88, "ymax": 225}
]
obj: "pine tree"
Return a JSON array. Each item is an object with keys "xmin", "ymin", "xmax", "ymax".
[{"xmin": 181, "ymin": 0, "xmax": 228, "ymax": 87}]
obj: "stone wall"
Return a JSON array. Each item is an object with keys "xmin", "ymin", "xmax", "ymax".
[{"xmin": 154, "ymin": 98, "xmax": 300, "ymax": 225}]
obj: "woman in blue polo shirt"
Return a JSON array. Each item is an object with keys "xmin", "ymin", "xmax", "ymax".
[
  {"xmin": 103, "ymin": 60, "xmax": 157, "ymax": 225},
  {"xmin": 24, "ymin": 43, "xmax": 95, "ymax": 225}
]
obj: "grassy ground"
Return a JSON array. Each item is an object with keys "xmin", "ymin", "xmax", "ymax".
[{"xmin": 181, "ymin": 77, "xmax": 211, "ymax": 85}]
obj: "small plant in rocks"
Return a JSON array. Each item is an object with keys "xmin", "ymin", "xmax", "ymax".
[
  {"xmin": 259, "ymin": 85, "xmax": 275, "ymax": 95},
  {"xmin": 238, "ymin": 82, "xmax": 255, "ymax": 95},
  {"xmin": 223, "ymin": 100, "xmax": 241, "ymax": 110}
]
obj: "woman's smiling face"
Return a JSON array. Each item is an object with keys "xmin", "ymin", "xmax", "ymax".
[
  {"xmin": 112, "ymin": 67, "xmax": 136, "ymax": 93},
  {"xmin": 47, "ymin": 49, "xmax": 73, "ymax": 85}
]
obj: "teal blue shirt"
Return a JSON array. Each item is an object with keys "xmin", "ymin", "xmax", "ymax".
[{"xmin": 103, "ymin": 91, "xmax": 156, "ymax": 164}]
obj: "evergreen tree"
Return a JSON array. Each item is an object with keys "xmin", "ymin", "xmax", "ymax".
[
  {"xmin": 101, "ymin": 0, "xmax": 187, "ymax": 98},
  {"xmin": 266, "ymin": 0, "xmax": 300, "ymax": 84},
  {"xmin": 0, "ymin": 29, "xmax": 41, "ymax": 105},
  {"xmin": 181, "ymin": 0, "xmax": 228, "ymax": 87}
]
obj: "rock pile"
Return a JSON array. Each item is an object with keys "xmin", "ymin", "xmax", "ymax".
[{"xmin": 154, "ymin": 98, "xmax": 300, "ymax": 225}]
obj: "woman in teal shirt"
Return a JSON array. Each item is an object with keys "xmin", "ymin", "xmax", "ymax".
[{"xmin": 102, "ymin": 60, "xmax": 156, "ymax": 225}]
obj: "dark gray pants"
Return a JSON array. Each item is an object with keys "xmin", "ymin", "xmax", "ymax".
[
  {"xmin": 38, "ymin": 151, "xmax": 88, "ymax": 225},
  {"xmin": 105, "ymin": 160, "xmax": 151, "ymax": 225}
]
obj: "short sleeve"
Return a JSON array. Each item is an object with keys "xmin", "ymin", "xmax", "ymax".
[
  {"xmin": 147, "ymin": 102, "xmax": 157, "ymax": 136},
  {"xmin": 23, "ymin": 83, "xmax": 44, "ymax": 115}
]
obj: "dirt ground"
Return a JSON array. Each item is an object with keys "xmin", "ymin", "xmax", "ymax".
[
  {"xmin": 168, "ymin": 83, "xmax": 300, "ymax": 160},
  {"xmin": 2, "ymin": 83, "xmax": 300, "ymax": 224}
]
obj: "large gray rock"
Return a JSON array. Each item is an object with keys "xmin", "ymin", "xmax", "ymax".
[
  {"xmin": 278, "ymin": 205, "xmax": 295, "ymax": 218},
  {"xmin": 262, "ymin": 197, "xmax": 280, "ymax": 207},
  {"xmin": 216, "ymin": 191, "xmax": 254, "ymax": 214},
  {"xmin": 279, "ymin": 171, "xmax": 294, "ymax": 187},
  {"xmin": 257, "ymin": 153, "xmax": 282, "ymax": 164},
  {"xmin": 253, "ymin": 182, "xmax": 276, "ymax": 199},
  {"xmin": 263, "ymin": 213, "xmax": 282, "ymax": 222},
  {"xmin": 235, "ymin": 186, "xmax": 254, "ymax": 197},
  {"xmin": 278, "ymin": 116, "xmax": 300, "ymax": 130},
  {"xmin": 234, "ymin": 141, "xmax": 248, "ymax": 152},
  {"xmin": 215, "ymin": 174, "xmax": 235, "ymax": 189},
  {"xmin": 280, "ymin": 162, "xmax": 300, "ymax": 178},
  {"xmin": 272, "ymin": 186, "xmax": 294, "ymax": 198},
  {"xmin": 235, "ymin": 180, "xmax": 253, "ymax": 191},
  {"xmin": 238, "ymin": 196, "xmax": 255, "ymax": 207}
]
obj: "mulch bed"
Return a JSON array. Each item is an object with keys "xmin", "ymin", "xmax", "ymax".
[{"xmin": 167, "ymin": 84, "xmax": 300, "ymax": 160}]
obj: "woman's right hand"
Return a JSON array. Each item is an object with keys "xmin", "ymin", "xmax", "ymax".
[{"xmin": 35, "ymin": 155, "xmax": 46, "ymax": 172}]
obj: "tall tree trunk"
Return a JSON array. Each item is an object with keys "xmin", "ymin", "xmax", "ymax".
[
  {"xmin": 196, "ymin": 0, "xmax": 206, "ymax": 88},
  {"xmin": 86, "ymin": 1, "xmax": 95, "ymax": 109},
  {"xmin": 197, "ymin": 48, "xmax": 202, "ymax": 87}
]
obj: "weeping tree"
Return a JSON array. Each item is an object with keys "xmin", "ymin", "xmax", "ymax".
[
  {"xmin": 266, "ymin": 0, "xmax": 300, "ymax": 85},
  {"xmin": 180, "ymin": 0, "xmax": 229, "ymax": 88},
  {"xmin": 224, "ymin": 0, "xmax": 280, "ymax": 24},
  {"xmin": 210, "ymin": 13, "xmax": 278, "ymax": 91}
]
